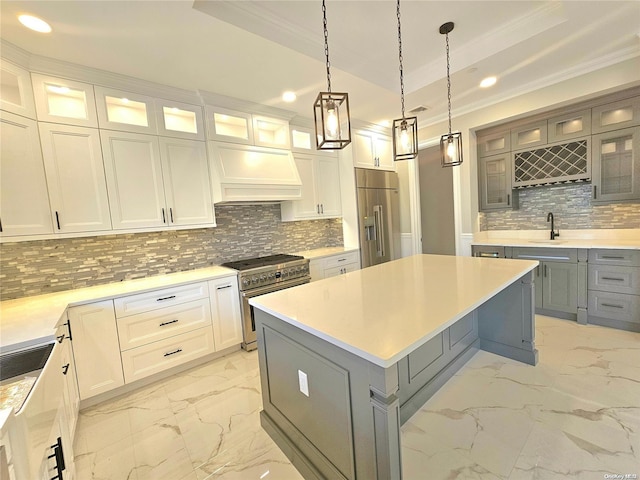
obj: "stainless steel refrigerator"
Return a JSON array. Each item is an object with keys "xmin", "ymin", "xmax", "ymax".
[{"xmin": 355, "ymin": 168, "xmax": 401, "ymax": 268}]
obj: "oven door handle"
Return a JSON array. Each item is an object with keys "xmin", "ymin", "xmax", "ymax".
[{"xmin": 241, "ymin": 278, "xmax": 310, "ymax": 298}]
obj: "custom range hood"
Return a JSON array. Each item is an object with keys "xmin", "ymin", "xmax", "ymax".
[{"xmin": 208, "ymin": 142, "xmax": 302, "ymax": 203}]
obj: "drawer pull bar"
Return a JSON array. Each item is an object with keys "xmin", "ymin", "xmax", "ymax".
[
  {"xmin": 157, "ymin": 295, "xmax": 176, "ymax": 302},
  {"xmin": 338, "ymin": 258, "xmax": 346, "ymax": 262},
  {"xmin": 601, "ymin": 256, "xmax": 624, "ymax": 260},
  {"xmin": 164, "ymin": 348, "xmax": 183, "ymax": 357},
  {"xmin": 601, "ymin": 303, "xmax": 623, "ymax": 309},
  {"xmin": 159, "ymin": 319, "xmax": 179, "ymax": 327},
  {"xmin": 601, "ymin": 277, "xmax": 624, "ymax": 281},
  {"xmin": 217, "ymin": 284, "xmax": 232, "ymax": 290}
]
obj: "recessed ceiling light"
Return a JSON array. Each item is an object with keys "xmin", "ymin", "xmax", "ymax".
[
  {"xmin": 18, "ymin": 14, "xmax": 52, "ymax": 33},
  {"xmin": 282, "ymin": 91, "xmax": 296, "ymax": 103},
  {"xmin": 480, "ymin": 76, "xmax": 497, "ymax": 88}
]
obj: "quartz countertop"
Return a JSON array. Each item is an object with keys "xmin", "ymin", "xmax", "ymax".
[
  {"xmin": 0, "ymin": 265, "xmax": 236, "ymax": 354},
  {"xmin": 294, "ymin": 246, "xmax": 359, "ymax": 260},
  {"xmin": 472, "ymin": 229, "xmax": 640, "ymax": 250},
  {"xmin": 250, "ymin": 254, "xmax": 537, "ymax": 368}
]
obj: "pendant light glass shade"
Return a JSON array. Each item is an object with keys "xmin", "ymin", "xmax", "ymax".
[
  {"xmin": 393, "ymin": 117, "xmax": 418, "ymax": 161},
  {"xmin": 392, "ymin": 0, "xmax": 418, "ymax": 161},
  {"xmin": 314, "ymin": 92, "xmax": 351, "ymax": 149},
  {"xmin": 440, "ymin": 21, "xmax": 463, "ymax": 167},
  {"xmin": 314, "ymin": 0, "xmax": 351, "ymax": 150}
]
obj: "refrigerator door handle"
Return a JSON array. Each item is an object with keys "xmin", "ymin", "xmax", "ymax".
[{"xmin": 373, "ymin": 204, "xmax": 385, "ymax": 258}]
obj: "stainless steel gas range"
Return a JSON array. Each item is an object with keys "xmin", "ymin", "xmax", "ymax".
[{"xmin": 221, "ymin": 254, "xmax": 310, "ymax": 351}]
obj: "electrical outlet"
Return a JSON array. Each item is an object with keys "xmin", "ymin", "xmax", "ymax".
[{"xmin": 298, "ymin": 369, "xmax": 309, "ymax": 397}]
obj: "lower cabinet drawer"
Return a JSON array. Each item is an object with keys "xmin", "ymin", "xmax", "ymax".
[
  {"xmin": 121, "ymin": 327, "xmax": 215, "ymax": 383},
  {"xmin": 588, "ymin": 291, "xmax": 640, "ymax": 324},
  {"xmin": 588, "ymin": 265, "xmax": 639, "ymax": 295},
  {"xmin": 324, "ymin": 262, "xmax": 359, "ymax": 278},
  {"xmin": 117, "ymin": 299, "xmax": 212, "ymax": 351},
  {"xmin": 324, "ymin": 251, "xmax": 360, "ymax": 269},
  {"xmin": 114, "ymin": 282, "xmax": 209, "ymax": 318}
]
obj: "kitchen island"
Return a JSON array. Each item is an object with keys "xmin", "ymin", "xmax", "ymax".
[{"xmin": 250, "ymin": 254, "xmax": 538, "ymax": 480}]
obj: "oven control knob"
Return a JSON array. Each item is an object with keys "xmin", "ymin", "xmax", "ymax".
[
  {"xmin": 242, "ymin": 278, "xmax": 250, "ymax": 287},
  {"xmin": 251, "ymin": 276, "xmax": 258, "ymax": 284},
  {"xmin": 260, "ymin": 275, "xmax": 266, "ymax": 282},
  {"xmin": 269, "ymin": 273, "xmax": 275, "ymax": 279}
]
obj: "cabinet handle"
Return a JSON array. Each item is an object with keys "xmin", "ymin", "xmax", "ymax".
[
  {"xmin": 536, "ymin": 265, "xmax": 540, "ymax": 277},
  {"xmin": 316, "ymin": 204, "xmax": 320, "ymax": 214},
  {"xmin": 544, "ymin": 264, "xmax": 548, "ymax": 277},
  {"xmin": 601, "ymin": 303, "xmax": 623, "ymax": 309},
  {"xmin": 162, "ymin": 208, "xmax": 166, "ymax": 223},
  {"xmin": 601, "ymin": 276, "xmax": 624, "ymax": 281},
  {"xmin": 62, "ymin": 363, "xmax": 70, "ymax": 375},
  {"xmin": 170, "ymin": 207, "xmax": 174, "ymax": 223},
  {"xmin": 601, "ymin": 255, "xmax": 624, "ymax": 260},
  {"xmin": 593, "ymin": 185, "xmax": 597, "ymax": 199},
  {"xmin": 164, "ymin": 348, "xmax": 183, "ymax": 357},
  {"xmin": 57, "ymin": 334, "xmax": 65, "ymax": 343},
  {"xmin": 507, "ymin": 194, "xmax": 510, "ymax": 206},
  {"xmin": 321, "ymin": 204, "xmax": 324, "ymax": 214},
  {"xmin": 159, "ymin": 319, "xmax": 179, "ymax": 327},
  {"xmin": 48, "ymin": 437, "xmax": 65, "ymax": 479},
  {"xmin": 55, "ymin": 211, "xmax": 61, "ymax": 230},
  {"xmin": 64, "ymin": 320, "xmax": 73, "ymax": 341},
  {"xmin": 216, "ymin": 284, "xmax": 232, "ymax": 290},
  {"xmin": 0, "ymin": 217, "xmax": 3, "ymax": 233},
  {"xmin": 156, "ymin": 295, "xmax": 176, "ymax": 302},
  {"xmin": 337, "ymin": 258, "xmax": 346, "ymax": 262}
]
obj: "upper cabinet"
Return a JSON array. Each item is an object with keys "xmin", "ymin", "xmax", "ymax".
[
  {"xmin": 353, "ymin": 129, "xmax": 394, "ymax": 171},
  {"xmin": 478, "ymin": 153, "xmax": 517, "ymax": 211},
  {"xmin": 591, "ymin": 126, "xmax": 640, "ymax": 203},
  {"xmin": 0, "ymin": 111, "xmax": 53, "ymax": 237},
  {"xmin": 205, "ymin": 105, "xmax": 291, "ymax": 149},
  {"xmin": 95, "ymin": 86, "xmax": 157, "ymax": 134},
  {"xmin": 155, "ymin": 99, "xmax": 204, "ymax": 141},
  {"xmin": 511, "ymin": 121, "xmax": 548, "ymax": 151},
  {"xmin": 31, "ymin": 74, "xmax": 98, "ymax": 127},
  {"xmin": 0, "ymin": 60, "xmax": 36, "ymax": 118},
  {"xmin": 592, "ymin": 96, "xmax": 640, "ymax": 134},
  {"xmin": 477, "ymin": 129, "xmax": 510, "ymax": 157},
  {"xmin": 547, "ymin": 109, "xmax": 591, "ymax": 143}
]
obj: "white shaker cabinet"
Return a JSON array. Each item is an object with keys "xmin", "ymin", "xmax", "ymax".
[
  {"xmin": 68, "ymin": 300, "xmax": 125, "ymax": 400},
  {"xmin": 158, "ymin": 137, "xmax": 215, "ymax": 227},
  {"xmin": 100, "ymin": 130, "xmax": 168, "ymax": 230},
  {"xmin": 31, "ymin": 74, "xmax": 98, "ymax": 128},
  {"xmin": 0, "ymin": 111, "xmax": 53, "ymax": 237},
  {"xmin": 38, "ymin": 123, "xmax": 112, "ymax": 233},
  {"xmin": 156, "ymin": 100, "xmax": 205, "ymax": 141},
  {"xmin": 208, "ymin": 277, "xmax": 243, "ymax": 350},
  {"xmin": 352, "ymin": 130, "xmax": 394, "ymax": 171},
  {"xmin": 0, "ymin": 60, "xmax": 36, "ymax": 118},
  {"xmin": 95, "ymin": 86, "xmax": 157, "ymax": 134}
]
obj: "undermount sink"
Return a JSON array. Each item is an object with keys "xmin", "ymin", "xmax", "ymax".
[{"xmin": 528, "ymin": 240, "xmax": 566, "ymax": 244}]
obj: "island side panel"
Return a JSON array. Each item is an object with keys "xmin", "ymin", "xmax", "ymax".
[
  {"xmin": 477, "ymin": 271, "xmax": 539, "ymax": 365},
  {"xmin": 255, "ymin": 308, "xmax": 402, "ymax": 480}
]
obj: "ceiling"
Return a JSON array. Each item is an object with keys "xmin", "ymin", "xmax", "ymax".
[{"xmin": 1, "ymin": 1, "xmax": 639, "ymax": 128}]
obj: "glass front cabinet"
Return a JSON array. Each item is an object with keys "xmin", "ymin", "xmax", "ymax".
[
  {"xmin": 591, "ymin": 126, "xmax": 640, "ymax": 203},
  {"xmin": 31, "ymin": 74, "xmax": 98, "ymax": 127},
  {"xmin": 478, "ymin": 153, "xmax": 516, "ymax": 211},
  {"xmin": 95, "ymin": 86, "xmax": 157, "ymax": 134},
  {"xmin": 0, "ymin": 60, "xmax": 36, "ymax": 118}
]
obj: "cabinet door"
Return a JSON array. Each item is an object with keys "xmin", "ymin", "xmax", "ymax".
[
  {"xmin": 155, "ymin": 100, "xmax": 204, "ymax": 141},
  {"xmin": 591, "ymin": 127, "xmax": 640, "ymax": 202},
  {"xmin": 0, "ymin": 60, "xmax": 36, "ymax": 118},
  {"xmin": 478, "ymin": 153, "xmax": 513, "ymax": 210},
  {"xmin": 511, "ymin": 121, "xmax": 547, "ymax": 150},
  {"xmin": 547, "ymin": 109, "xmax": 591, "ymax": 143},
  {"xmin": 533, "ymin": 264, "xmax": 543, "ymax": 309},
  {"xmin": 39, "ymin": 123, "xmax": 112, "ymax": 233},
  {"xmin": 592, "ymin": 96, "xmax": 640, "ymax": 134},
  {"xmin": 95, "ymin": 86, "xmax": 157, "ymax": 134},
  {"xmin": 158, "ymin": 137, "xmax": 214, "ymax": 227},
  {"xmin": 542, "ymin": 262, "xmax": 578, "ymax": 314},
  {"xmin": 31, "ymin": 74, "xmax": 97, "ymax": 128},
  {"xmin": 209, "ymin": 277, "xmax": 243, "ymax": 350},
  {"xmin": 59, "ymin": 327, "xmax": 79, "ymax": 443},
  {"xmin": 101, "ymin": 130, "xmax": 168, "ymax": 229},
  {"xmin": 0, "ymin": 111, "xmax": 53, "ymax": 236},
  {"xmin": 316, "ymin": 156, "xmax": 341, "ymax": 217},
  {"xmin": 253, "ymin": 115, "xmax": 290, "ymax": 149},
  {"xmin": 375, "ymin": 135, "xmax": 395, "ymax": 171},
  {"xmin": 68, "ymin": 300, "xmax": 124, "ymax": 400},
  {"xmin": 477, "ymin": 130, "xmax": 510, "ymax": 157},
  {"xmin": 282, "ymin": 154, "xmax": 318, "ymax": 220},
  {"xmin": 352, "ymin": 130, "xmax": 376, "ymax": 168},
  {"xmin": 205, "ymin": 106, "xmax": 253, "ymax": 144}
]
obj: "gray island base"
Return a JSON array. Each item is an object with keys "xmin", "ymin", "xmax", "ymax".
[{"xmin": 250, "ymin": 255, "xmax": 538, "ymax": 480}]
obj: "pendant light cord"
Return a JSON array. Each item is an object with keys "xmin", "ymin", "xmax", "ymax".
[
  {"xmin": 445, "ymin": 31, "xmax": 452, "ymax": 135},
  {"xmin": 397, "ymin": 0, "xmax": 405, "ymax": 120},
  {"xmin": 322, "ymin": 0, "xmax": 331, "ymax": 93}
]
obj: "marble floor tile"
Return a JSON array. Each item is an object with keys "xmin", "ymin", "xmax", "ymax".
[{"xmin": 73, "ymin": 316, "xmax": 640, "ymax": 480}]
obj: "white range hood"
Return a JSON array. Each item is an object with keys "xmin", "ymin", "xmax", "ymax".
[{"xmin": 208, "ymin": 142, "xmax": 302, "ymax": 203}]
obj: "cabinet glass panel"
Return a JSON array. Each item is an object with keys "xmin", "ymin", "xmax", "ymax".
[
  {"xmin": 291, "ymin": 128, "xmax": 312, "ymax": 150},
  {"xmin": 0, "ymin": 61, "xmax": 36, "ymax": 118},
  {"xmin": 1, "ymin": 69, "xmax": 21, "ymax": 106},
  {"xmin": 485, "ymin": 158, "xmax": 507, "ymax": 204},
  {"xmin": 213, "ymin": 113, "xmax": 250, "ymax": 141},
  {"xmin": 599, "ymin": 134, "xmax": 633, "ymax": 195},
  {"xmin": 163, "ymin": 106, "xmax": 197, "ymax": 134},
  {"xmin": 254, "ymin": 116, "xmax": 289, "ymax": 148},
  {"xmin": 43, "ymin": 83, "xmax": 88, "ymax": 120},
  {"xmin": 105, "ymin": 96, "xmax": 149, "ymax": 127}
]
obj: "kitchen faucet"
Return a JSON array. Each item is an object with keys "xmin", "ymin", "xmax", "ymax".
[{"xmin": 547, "ymin": 212, "xmax": 560, "ymax": 240}]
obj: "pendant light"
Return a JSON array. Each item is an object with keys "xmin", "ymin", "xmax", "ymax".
[
  {"xmin": 439, "ymin": 22, "xmax": 463, "ymax": 167},
  {"xmin": 314, "ymin": 0, "xmax": 351, "ymax": 150},
  {"xmin": 392, "ymin": 0, "xmax": 418, "ymax": 161}
]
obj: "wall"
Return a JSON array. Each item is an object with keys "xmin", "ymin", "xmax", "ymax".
[
  {"xmin": 0, "ymin": 205, "xmax": 343, "ymax": 300},
  {"xmin": 480, "ymin": 183, "xmax": 640, "ymax": 230}
]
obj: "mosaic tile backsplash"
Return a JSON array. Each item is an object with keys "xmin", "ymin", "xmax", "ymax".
[
  {"xmin": 0, "ymin": 205, "xmax": 344, "ymax": 300},
  {"xmin": 479, "ymin": 184, "xmax": 640, "ymax": 231}
]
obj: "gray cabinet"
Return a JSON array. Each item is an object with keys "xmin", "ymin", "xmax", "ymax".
[
  {"xmin": 477, "ymin": 130, "xmax": 510, "ymax": 157},
  {"xmin": 511, "ymin": 121, "xmax": 548, "ymax": 150},
  {"xmin": 591, "ymin": 126, "xmax": 640, "ymax": 203},
  {"xmin": 471, "ymin": 245, "xmax": 506, "ymax": 258},
  {"xmin": 547, "ymin": 109, "xmax": 591, "ymax": 143},
  {"xmin": 478, "ymin": 153, "xmax": 517, "ymax": 211},
  {"xmin": 591, "ymin": 96, "xmax": 640, "ymax": 134}
]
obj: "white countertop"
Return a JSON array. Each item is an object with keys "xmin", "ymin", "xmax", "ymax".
[
  {"xmin": 0, "ymin": 266, "xmax": 236, "ymax": 353},
  {"xmin": 472, "ymin": 229, "xmax": 640, "ymax": 250},
  {"xmin": 294, "ymin": 246, "xmax": 359, "ymax": 260},
  {"xmin": 250, "ymin": 254, "xmax": 537, "ymax": 368}
]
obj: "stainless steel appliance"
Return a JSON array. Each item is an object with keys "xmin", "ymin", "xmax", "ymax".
[
  {"xmin": 355, "ymin": 168, "xmax": 401, "ymax": 268},
  {"xmin": 221, "ymin": 254, "xmax": 310, "ymax": 351}
]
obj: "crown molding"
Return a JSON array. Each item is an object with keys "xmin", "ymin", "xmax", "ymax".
[
  {"xmin": 0, "ymin": 40, "xmax": 31, "ymax": 68},
  {"xmin": 197, "ymin": 89, "xmax": 296, "ymax": 120}
]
